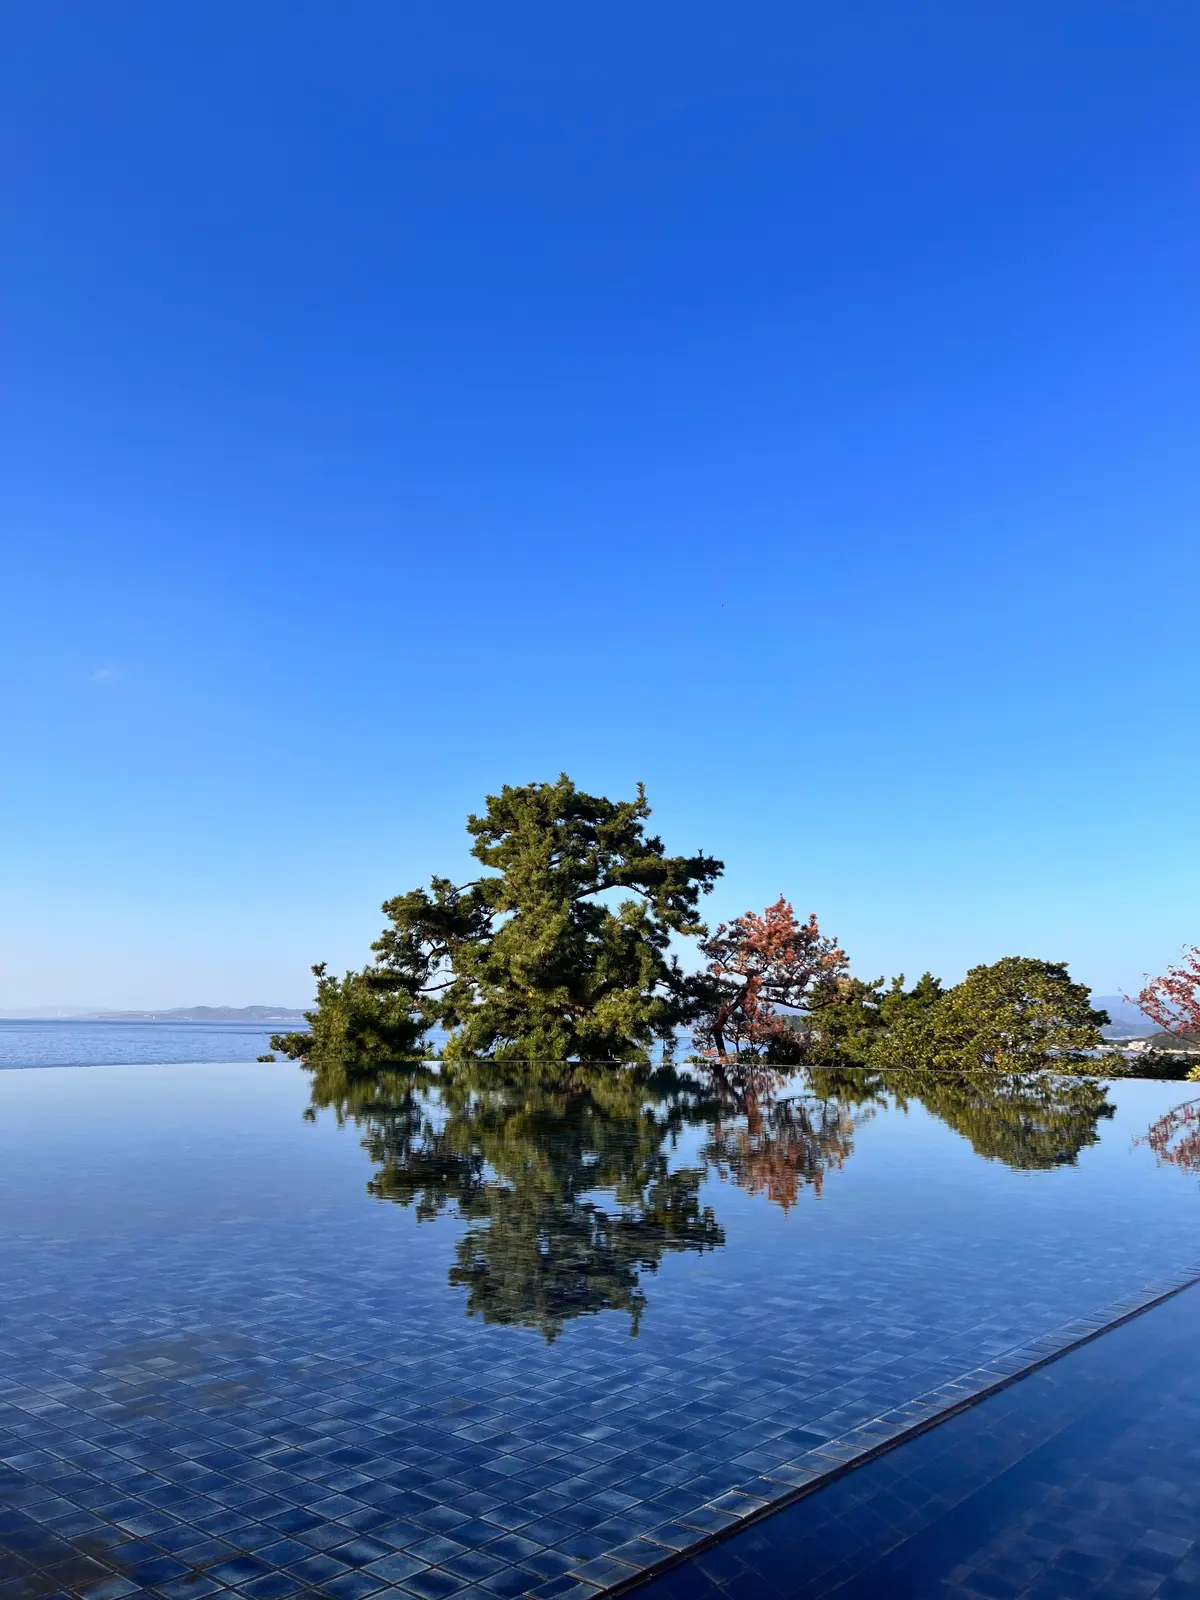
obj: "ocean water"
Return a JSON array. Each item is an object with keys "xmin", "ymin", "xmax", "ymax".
[{"xmin": 0, "ymin": 1018, "xmax": 296, "ymax": 1068}]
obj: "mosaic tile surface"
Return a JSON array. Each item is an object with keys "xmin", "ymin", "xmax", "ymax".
[
  {"xmin": 633, "ymin": 1281, "xmax": 1200, "ymax": 1599},
  {"xmin": 1, "ymin": 1064, "xmax": 1198, "ymax": 1600}
]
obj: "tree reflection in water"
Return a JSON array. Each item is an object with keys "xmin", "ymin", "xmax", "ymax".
[
  {"xmin": 304, "ymin": 1059, "xmax": 1121, "ymax": 1338},
  {"xmin": 700, "ymin": 1061, "xmax": 863, "ymax": 1211},
  {"xmin": 903, "ymin": 1071, "xmax": 1115, "ymax": 1168},
  {"xmin": 307, "ymin": 1060, "xmax": 722, "ymax": 1340},
  {"xmin": 1137, "ymin": 1096, "xmax": 1200, "ymax": 1181},
  {"xmin": 807, "ymin": 1066, "xmax": 1115, "ymax": 1169}
]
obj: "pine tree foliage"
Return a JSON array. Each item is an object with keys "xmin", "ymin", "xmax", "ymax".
[{"xmin": 273, "ymin": 775, "xmax": 723, "ymax": 1064}]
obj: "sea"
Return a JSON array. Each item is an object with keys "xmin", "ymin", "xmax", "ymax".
[{"xmin": 0, "ymin": 1019, "xmax": 301, "ymax": 1069}]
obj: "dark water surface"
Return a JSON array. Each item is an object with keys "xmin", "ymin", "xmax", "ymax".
[
  {"xmin": 636, "ymin": 1280, "xmax": 1200, "ymax": 1600},
  {"xmin": 0, "ymin": 1061, "xmax": 1197, "ymax": 1600}
]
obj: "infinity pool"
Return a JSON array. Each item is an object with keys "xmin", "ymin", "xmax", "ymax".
[{"xmin": 1, "ymin": 1061, "xmax": 1197, "ymax": 1600}]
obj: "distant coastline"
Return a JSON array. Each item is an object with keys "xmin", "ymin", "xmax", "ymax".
[{"xmin": 0, "ymin": 1006, "xmax": 309, "ymax": 1024}]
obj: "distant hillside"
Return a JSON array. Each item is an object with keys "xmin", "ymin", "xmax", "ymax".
[
  {"xmin": 104, "ymin": 1006, "xmax": 310, "ymax": 1023},
  {"xmin": 1092, "ymin": 995, "xmax": 1159, "ymax": 1039}
]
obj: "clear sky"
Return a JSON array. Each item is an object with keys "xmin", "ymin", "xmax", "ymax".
[{"xmin": 1, "ymin": 1, "xmax": 1197, "ymax": 1010}]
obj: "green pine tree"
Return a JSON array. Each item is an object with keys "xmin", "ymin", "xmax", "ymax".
[{"xmin": 274, "ymin": 774, "xmax": 723, "ymax": 1065}]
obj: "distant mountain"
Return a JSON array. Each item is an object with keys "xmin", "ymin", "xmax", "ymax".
[
  {"xmin": 144, "ymin": 1006, "xmax": 309, "ymax": 1022},
  {"xmin": 1092, "ymin": 995, "xmax": 1159, "ymax": 1039}
]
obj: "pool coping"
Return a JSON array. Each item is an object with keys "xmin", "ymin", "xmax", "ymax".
[{"xmin": 601, "ymin": 1262, "xmax": 1200, "ymax": 1598}]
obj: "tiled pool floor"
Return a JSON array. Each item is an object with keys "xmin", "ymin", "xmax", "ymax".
[
  {"xmin": 632, "ymin": 1280, "xmax": 1200, "ymax": 1600},
  {"xmin": 1, "ymin": 1064, "xmax": 1198, "ymax": 1600}
]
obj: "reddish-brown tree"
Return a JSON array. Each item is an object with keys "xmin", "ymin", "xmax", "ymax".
[
  {"xmin": 693, "ymin": 896, "xmax": 849, "ymax": 1061},
  {"xmin": 1134, "ymin": 947, "xmax": 1200, "ymax": 1036}
]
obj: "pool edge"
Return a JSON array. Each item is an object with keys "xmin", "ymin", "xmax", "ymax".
[{"xmin": 601, "ymin": 1263, "xmax": 1200, "ymax": 1598}]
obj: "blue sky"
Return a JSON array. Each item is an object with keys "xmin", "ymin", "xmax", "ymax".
[{"xmin": 1, "ymin": 1, "xmax": 1197, "ymax": 1009}]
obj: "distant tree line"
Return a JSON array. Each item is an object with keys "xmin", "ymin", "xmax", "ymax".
[{"xmin": 270, "ymin": 774, "xmax": 1155, "ymax": 1074}]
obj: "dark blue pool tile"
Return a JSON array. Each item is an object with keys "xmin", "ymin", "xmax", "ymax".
[
  {"xmin": 410, "ymin": 1504, "xmax": 472, "ymax": 1533},
  {"xmin": 225, "ymin": 1522, "xmax": 285, "ymax": 1555},
  {"xmin": 441, "ymin": 1548, "xmax": 511, "ymax": 1583},
  {"xmin": 475, "ymin": 1567, "xmax": 540, "ymax": 1599},
  {"xmin": 590, "ymin": 1507, "xmax": 669, "ymax": 1543},
  {"xmin": 548, "ymin": 1505, "xmax": 606, "ymax": 1535},
  {"xmin": 338, "ymin": 1506, "xmax": 397, "ymax": 1536},
  {"xmin": 405, "ymin": 1535, "xmax": 470, "ymax": 1566},
  {"xmin": 511, "ymin": 1466, "xmax": 568, "ymax": 1494},
  {"xmin": 324, "ymin": 1472, "xmax": 377, "ymax": 1495},
  {"xmin": 514, "ymin": 1493, "xmax": 571, "ymax": 1521},
  {"xmin": 308, "ymin": 1495, "xmax": 368, "ymax": 1521},
  {"xmin": 439, "ymin": 1519, "xmax": 501, "ymax": 1550},
  {"xmin": 320, "ymin": 1571, "xmax": 388, "ymax": 1600},
  {"xmin": 677, "ymin": 1505, "xmax": 739, "ymax": 1535},
  {"xmin": 80, "ymin": 1579, "xmax": 143, "ymax": 1600},
  {"xmin": 190, "ymin": 1509, "xmax": 252, "ymax": 1539},
  {"xmin": 358, "ymin": 1550, "xmax": 427, "ymax": 1585},
  {"xmin": 249, "ymin": 1538, "xmax": 311, "ymax": 1568},
  {"xmin": 284, "ymin": 1550, "xmax": 350, "ymax": 1584},
  {"xmin": 554, "ymin": 1533, "xmax": 613, "ymax": 1563},
  {"xmin": 207, "ymin": 1557, "xmax": 273, "ymax": 1586},
  {"xmin": 606, "ymin": 1536, "xmax": 671, "ymax": 1572},
  {"xmin": 524, "ymin": 1577, "xmax": 603, "ymax": 1600},
  {"xmin": 452, "ymin": 1494, "xmax": 506, "ymax": 1519},
  {"xmin": 571, "ymin": 1554, "xmax": 641, "ymax": 1588},
  {"xmin": 399, "ymin": 1566, "xmax": 470, "ymax": 1600},
  {"xmin": 297, "ymin": 1522, "xmax": 357, "ymax": 1552},
  {"xmin": 482, "ymin": 1534, "xmax": 543, "ymax": 1567},
  {"xmin": 157, "ymin": 1576, "xmax": 224, "ymax": 1600},
  {"xmin": 479, "ymin": 1507, "xmax": 535, "ymax": 1534},
  {"xmin": 171, "ymin": 1540, "xmax": 237, "ymax": 1571},
  {"xmin": 87, "ymin": 1537, "xmax": 158, "ymax": 1567},
  {"xmin": 124, "ymin": 1555, "xmax": 190, "ymax": 1586},
  {"xmin": 510, "ymin": 1519, "xmax": 574, "ymax": 1549},
  {"xmin": 329, "ymin": 1536, "xmax": 393, "ymax": 1568},
  {"xmin": 361, "ymin": 1519, "xmax": 416, "ymax": 1551},
  {"xmin": 351, "ymin": 1485, "xmax": 430, "ymax": 1516},
  {"xmin": 238, "ymin": 1573, "xmax": 305, "ymax": 1600}
]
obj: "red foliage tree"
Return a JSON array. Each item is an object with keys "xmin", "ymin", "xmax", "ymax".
[
  {"xmin": 693, "ymin": 896, "xmax": 848, "ymax": 1061},
  {"xmin": 1134, "ymin": 946, "xmax": 1200, "ymax": 1036}
]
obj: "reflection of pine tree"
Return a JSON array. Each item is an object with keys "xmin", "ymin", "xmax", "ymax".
[
  {"xmin": 367, "ymin": 1124, "xmax": 486, "ymax": 1221},
  {"xmin": 305, "ymin": 1060, "xmax": 485, "ymax": 1220},
  {"xmin": 303, "ymin": 1063, "xmax": 1122, "ymax": 1344},
  {"xmin": 306, "ymin": 1060, "xmax": 723, "ymax": 1340},
  {"xmin": 450, "ymin": 1165, "xmax": 720, "ymax": 1341}
]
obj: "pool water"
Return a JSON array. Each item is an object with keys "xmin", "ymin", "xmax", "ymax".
[
  {"xmin": 0, "ymin": 1060, "xmax": 1197, "ymax": 1600},
  {"xmin": 634, "ymin": 1279, "xmax": 1200, "ymax": 1600}
]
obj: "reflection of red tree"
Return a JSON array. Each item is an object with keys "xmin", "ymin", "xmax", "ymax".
[
  {"xmin": 1135, "ymin": 948, "xmax": 1200, "ymax": 1035},
  {"xmin": 702, "ymin": 1063, "xmax": 863, "ymax": 1211},
  {"xmin": 1136, "ymin": 1097, "xmax": 1200, "ymax": 1180}
]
